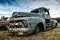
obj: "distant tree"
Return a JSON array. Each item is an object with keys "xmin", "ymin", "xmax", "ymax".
[{"xmin": 53, "ymin": 18, "xmax": 60, "ymax": 23}]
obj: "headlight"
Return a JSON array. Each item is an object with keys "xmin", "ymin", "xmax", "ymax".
[
  {"xmin": 19, "ymin": 20, "xmax": 28, "ymax": 28},
  {"xmin": 22, "ymin": 20, "xmax": 28, "ymax": 28}
]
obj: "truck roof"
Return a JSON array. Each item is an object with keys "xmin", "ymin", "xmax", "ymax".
[{"xmin": 31, "ymin": 7, "xmax": 49, "ymax": 12}]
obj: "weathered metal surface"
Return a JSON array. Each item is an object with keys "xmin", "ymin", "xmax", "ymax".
[{"xmin": 8, "ymin": 7, "xmax": 57, "ymax": 35}]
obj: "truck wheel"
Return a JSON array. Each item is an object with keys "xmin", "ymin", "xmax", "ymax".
[
  {"xmin": 55, "ymin": 23, "xmax": 57, "ymax": 27},
  {"xmin": 34, "ymin": 23, "xmax": 44, "ymax": 34},
  {"xmin": 34, "ymin": 26, "xmax": 40, "ymax": 33}
]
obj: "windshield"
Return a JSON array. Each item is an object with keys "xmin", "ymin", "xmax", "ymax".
[
  {"xmin": 12, "ymin": 12, "xmax": 30, "ymax": 18},
  {"xmin": 12, "ymin": 16, "xmax": 27, "ymax": 18},
  {"xmin": 12, "ymin": 12, "xmax": 40, "ymax": 18}
]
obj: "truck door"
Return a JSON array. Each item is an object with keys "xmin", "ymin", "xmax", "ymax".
[{"xmin": 44, "ymin": 9, "xmax": 51, "ymax": 25}]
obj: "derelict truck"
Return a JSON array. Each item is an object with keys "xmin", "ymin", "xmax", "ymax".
[{"xmin": 8, "ymin": 7, "xmax": 57, "ymax": 35}]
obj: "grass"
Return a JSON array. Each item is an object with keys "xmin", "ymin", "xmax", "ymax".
[{"xmin": 0, "ymin": 23, "xmax": 60, "ymax": 40}]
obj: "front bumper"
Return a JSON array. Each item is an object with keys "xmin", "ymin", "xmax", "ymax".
[{"xmin": 8, "ymin": 28, "xmax": 31, "ymax": 35}]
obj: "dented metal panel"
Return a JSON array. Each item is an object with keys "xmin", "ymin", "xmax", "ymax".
[{"xmin": 8, "ymin": 7, "xmax": 57, "ymax": 35}]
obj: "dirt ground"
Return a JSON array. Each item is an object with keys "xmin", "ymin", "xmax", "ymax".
[{"xmin": 0, "ymin": 23, "xmax": 60, "ymax": 40}]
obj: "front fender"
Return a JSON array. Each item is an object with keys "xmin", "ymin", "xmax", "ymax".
[{"xmin": 28, "ymin": 17, "xmax": 46, "ymax": 32}]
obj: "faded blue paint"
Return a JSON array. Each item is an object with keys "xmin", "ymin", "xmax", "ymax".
[
  {"xmin": 51, "ymin": 19, "xmax": 57, "ymax": 27},
  {"xmin": 8, "ymin": 7, "xmax": 57, "ymax": 35}
]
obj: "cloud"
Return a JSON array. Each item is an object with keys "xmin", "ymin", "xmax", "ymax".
[
  {"xmin": 0, "ymin": 0, "xmax": 60, "ymax": 18},
  {"xmin": 0, "ymin": 0, "xmax": 18, "ymax": 6}
]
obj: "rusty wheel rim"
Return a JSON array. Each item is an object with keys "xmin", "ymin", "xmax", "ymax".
[{"xmin": 35, "ymin": 27, "xmax": 40, "ymax": 33}]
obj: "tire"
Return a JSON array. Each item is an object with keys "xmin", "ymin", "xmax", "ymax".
[
  {"xmin": 55, "ymin": 23, "xmax": 57, "ymax": 27},
  {"xmin": 34, "ymin": 26, "xmax": 40, "ymax": 33},
  {"xmin": 34, "ymin": 23, "xmax": 44, "ymax": 33}
]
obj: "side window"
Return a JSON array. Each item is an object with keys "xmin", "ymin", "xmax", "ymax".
[
  {"xmin": 45, "ymin": 9, "xmax": 49, "ymax": 15},
  {"xmin": 45, "ymin": 12, "xmax": 48, "ymax": 15},
  {"xmin": 44, "ymin": 9, "xmax": 50, "ymax": 19}
]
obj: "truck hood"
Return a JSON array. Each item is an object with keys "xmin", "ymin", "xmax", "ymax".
[
  {"xmin": 9, "ymin": 17, "xmax": 28, "ymax": 21},
  {"xmin": 9, "ymin": 17, "xmax": 40, "ymax": 21}
]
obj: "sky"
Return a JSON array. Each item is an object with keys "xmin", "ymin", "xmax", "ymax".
[{"xmin": 0, "ymin": 0, "xmax": 60, "ymax": 18}]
